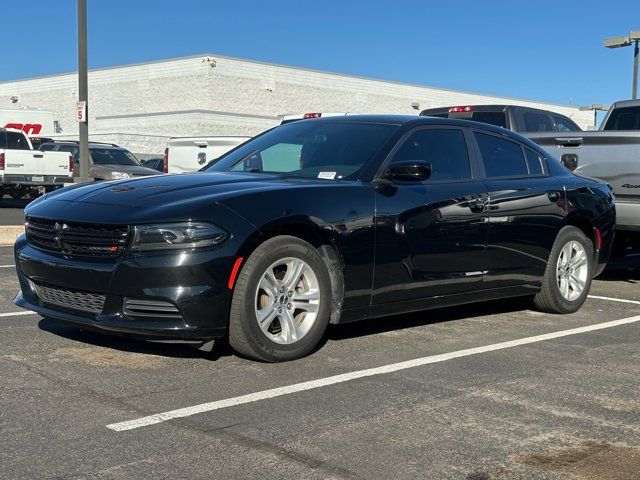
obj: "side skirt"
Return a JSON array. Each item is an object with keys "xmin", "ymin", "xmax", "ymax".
[{"xmin": 337, "ymin": 284, "xmax": 539, "ymax": 324}]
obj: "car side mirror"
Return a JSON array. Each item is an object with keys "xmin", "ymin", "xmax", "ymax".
[{"xmin": 386, "ymin": 160, "xmax": 432, "ymax": 182}]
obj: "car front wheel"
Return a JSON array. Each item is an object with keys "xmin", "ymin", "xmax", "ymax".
[
  {"xmin": 534, "ymin": 226, "xmax": 593, "ymax": 314},
  {"xmin": 228, "ymin": 235, "xmax": 332, "ymax": 362}
]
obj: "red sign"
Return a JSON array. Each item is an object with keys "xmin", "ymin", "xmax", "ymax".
[{"xmin": 4, "ymin": 123, "xmax": 43, "ymax": 135}]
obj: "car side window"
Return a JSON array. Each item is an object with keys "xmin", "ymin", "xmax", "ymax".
[
  {"xmin": 524, "ymin": 148, "xmax": 545, "ymax": 175},
  {"xmin": 390, "ymin": 129, "xmax": 471, "ymax": 181},
  {"xmin": 552, "ymin": 115, "xmax": 580, "ymax": 132},
  {"xmin": 474, "ymin": 132, "xmax": 528, "ymax": 178},
  {"xmin": 519, "ymin": 111, "xmax": 553, "ymax": 132}
]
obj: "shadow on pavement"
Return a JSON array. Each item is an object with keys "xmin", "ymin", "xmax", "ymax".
[
  {"xmin": 37, "ymin": 317, "xmax": 234, "ymax": 361},
  {"xmin": 597, "ymin": 268, "xmax": 640, "ymax": 283},
  {"xmin": 326, "ymin": 296, "xmax": 533, "ymax": 342},
  {"xmin": 37, "ymin": 297, "xmax": 533, "ymax": 362}
]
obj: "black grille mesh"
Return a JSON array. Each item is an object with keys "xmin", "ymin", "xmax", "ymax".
[
  {"xmin": 26, "ymin": 216, "xmax": 129, "ymax": 257},
  {"xmin": 33, "ymin": 283, "xmax": 106, "ymax": 314}
]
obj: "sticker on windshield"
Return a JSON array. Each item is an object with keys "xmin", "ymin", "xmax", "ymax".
[{"xmin": 318, "ymin": 171, "xmax": 336, "ymax": 180}]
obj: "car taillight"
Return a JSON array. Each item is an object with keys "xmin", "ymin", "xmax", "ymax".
[
  {"xmin": 163, "ymin": 147, "xmax": 169, "ymax": 173},
  {"xmin": 69, "ymin": 155, "xmax": 74, "ymax": 173},
  {"xmin": 0, "ymin": 152, "xmax": 4, "ymax": 170},
  {"xmin": 303, "ymin": 113, "xmax": 322, "ymax": 119},
  {"xmin": 449, "ymin": 106, "xmax": 474, "ymax": 113}
]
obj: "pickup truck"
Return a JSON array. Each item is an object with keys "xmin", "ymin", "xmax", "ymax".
[
  {"xmin": 165, "ymin": 136, "xmax": 250, "ymax": 174},
  {"xmin": 422, "ymin": 102, "xmax": 640, "ymax": 266},
  {"xmin": 420, "ymin": 104, "xmax": 582, "ymax": 133},
  {"xmin": 0, "ymin": 128, "xmax": 73, "ymax": 199},
  {"xmin": 526, "ymin": 100, "xmax": 640, "ymax": 265}
]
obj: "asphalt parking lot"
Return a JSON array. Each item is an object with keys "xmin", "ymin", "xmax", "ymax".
[
  {"xmin": 1, "ymin": 243, "xmax": 639, "ymax": 480},
  {"xmin": 0, "ymin": 198, "xmax": 30, "ymax": 225}
]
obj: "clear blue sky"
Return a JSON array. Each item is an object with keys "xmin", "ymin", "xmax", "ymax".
[{"xmin": 4, "ymin": 0, "xmax": 639, "ymax": 107}]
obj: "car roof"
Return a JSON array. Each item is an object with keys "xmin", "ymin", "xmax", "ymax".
[
  {"xmin": 610, "ymin": 99, "xmax": 640, "ymax": 109},
  {"xmin": 44, "ymin": 141, "xmax": 125, "ymax": 149}
]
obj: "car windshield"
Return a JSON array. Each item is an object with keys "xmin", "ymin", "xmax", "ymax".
[
  {"xmin": 207, "ymin": 121, "xmax": 399, "ymax": 180},
  {"xmin": 90, "ymin": 148, "xmax": 140, "ymax": 166}
]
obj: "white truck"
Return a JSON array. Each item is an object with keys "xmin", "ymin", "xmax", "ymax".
[
  {"xmin": 1, "ymin": 128, "xmax": 73, "ymax": 199},
  {"xmin": 165, "ymin": 136, "xmax": 250, "ymax": 174}
]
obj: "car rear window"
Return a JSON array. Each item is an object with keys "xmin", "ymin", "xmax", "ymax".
[
  {"xmin": 421, "ymin": 110, "xmax": 507, "ymax": 128},
  {"xmin": 602, "ymin": 106, "xmax": 640, "ymax": 130},
  {"xmin": 470, "ymin": 112, "xmax": 507, "ymax": 129},
  {"xmin": 475, "ymin": 132, "xmax": 528, "ymax": 178},
  {"xmin": 3, "ymin": 131, "xmax": 30, "ymax": 150}
]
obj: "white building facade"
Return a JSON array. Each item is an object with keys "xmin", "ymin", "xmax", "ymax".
[{"xmin": 0, "ymin": 54, "xmax": 593, "ymax": 155}]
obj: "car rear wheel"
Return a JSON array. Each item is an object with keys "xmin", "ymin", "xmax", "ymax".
[
  {"xmin": 229, "ymin": 235, "xmax": 332, "ymax": 362},
  {"xmin": 534, "ymin": 226, "xmax": 593, "ymax": 314}
]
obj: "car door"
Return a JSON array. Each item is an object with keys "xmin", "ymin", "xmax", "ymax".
[
  {"xmin": 472, "ymin": 130, "xmax": 566, "ymax": 288},
  {"xmin": 372, "ymin": 126, "xmax": 489, "ymax": 304}
]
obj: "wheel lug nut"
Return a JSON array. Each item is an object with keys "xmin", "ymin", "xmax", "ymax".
[
  {"xmin": 288, "ymin": 291, "xmax": 293, "ymax": 297},
  {"xmin": 287, "ymin": 303, "xmax": 292, "ymax": 309},
  {"xmin": 280, "ymin": 287, "xmax": 285, "ymax": 293},
  {"xmin": 278, "ymin": 307, "xmax": 283, "ymax": 313}
]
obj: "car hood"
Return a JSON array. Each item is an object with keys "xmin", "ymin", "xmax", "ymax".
[
  {"xmin": 35, "ymin": 172, "xmax": 325, "ymax": 209},
  {"xmin": 91, "ymin": 164, "xmax": 160, "ymax": 176}
]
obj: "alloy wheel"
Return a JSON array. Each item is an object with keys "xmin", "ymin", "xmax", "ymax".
[
  {"xmin": 556, "ymin": 240, "xmax": 589, "ymax": 301},
  {"xmin": 254, "ymin": 257, "xmax": 320, "ymax": 344}
]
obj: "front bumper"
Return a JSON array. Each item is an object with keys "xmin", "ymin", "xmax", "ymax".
[{"xmin": 13, "ymin": 235, "xmax": 235, "ymax": 341}]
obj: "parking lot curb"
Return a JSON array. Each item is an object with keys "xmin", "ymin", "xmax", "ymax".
[{"xmin": 0, "ymin": 226, "xmax": 24, "ymax": 246}]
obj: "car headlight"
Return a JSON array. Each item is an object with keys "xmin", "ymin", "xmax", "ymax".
[
  {"xmin": 130, "ymin": 222, "xmax": 228, "ymax": 251},
  {"xmin": 111, "ymin": 172, "xmax": 131, "ymax": 180}
]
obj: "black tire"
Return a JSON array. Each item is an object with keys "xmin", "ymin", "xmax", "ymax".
[
  {"xmin": 9, "ymin": 187, "xmax": 26, "ymax": 200},
  {"xmin": 534, "ymin": 226, "xmax": 594, "ymax": 314},
  {"xmin": 228, "ymin": 235, "xmax": 332, "ymax": 362}
]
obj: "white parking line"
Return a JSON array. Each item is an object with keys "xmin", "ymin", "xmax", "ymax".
[
  {"xmin": 588, "ymin": 295, "xmax": 640, "ymax": 305},
  {"xmin": 0, "ymin": 311, "xmax": 38, "ymax": 318},
  {"xmin": 0, "ymin": 265, "xmax": 15, "ymax": 268},
  {"xmin": 106, "ymin": 314, "xmax": 640, "ymax": 432}
]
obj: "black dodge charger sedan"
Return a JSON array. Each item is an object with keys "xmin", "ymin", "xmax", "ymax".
[{"xmin": 14, "ymin": 116, "xmax": 615, "ymax": 362}]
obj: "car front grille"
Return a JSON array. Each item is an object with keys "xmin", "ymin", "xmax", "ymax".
[
  {"xmin": 32, "ymin": 282, "xmax": 106, "ymax": 315},
  {"xmin": 26, "ymin": 216, "xmax": 129, "ymax": 257}
]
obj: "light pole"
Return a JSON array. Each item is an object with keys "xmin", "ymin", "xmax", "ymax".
[
  {"xmin": 76, "ymin": 0, "xmax": 91, "ymax": 182},
  {"xmin": 604, "ymin": 30, "xmax": 640, "ymax": 100},
  {"xmin": 578, "ymin": 104, "xmax": 609, "ymax": 129}
]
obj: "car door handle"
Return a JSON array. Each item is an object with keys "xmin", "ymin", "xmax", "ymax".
[
  {"xmin": 555, "ymin": 137, "xmax": 583, "ymax": 148},
  {"xmin": 547, "ymin": 191, "xmax": 561, "ymax": 202},
  {"xmin": 468, "ymin": 198, "xmax": 488, "ymax": 212},
  {"xmin": 33, "ymin": 153, "xmax": 44, "ymax": 158}
]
